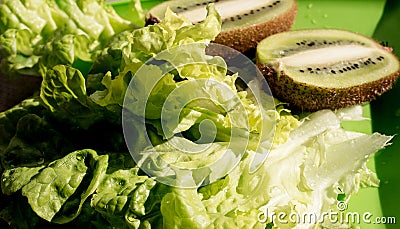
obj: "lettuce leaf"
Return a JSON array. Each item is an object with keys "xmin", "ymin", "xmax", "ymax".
[
  {"xmin": 0, "ymin": 0, "xmax": 144, "ymax": 78},
  {"xmin": 1, "ymin": 166, "xmax": 44, "ymax": 195},
  {"xmin": 89, "ymin": 4, "xmax": 221, "ymax": 110},
  {"xmin": 158, "ymin": 110, "xmax": 391, "ymax": 228},
  {"xmin": 40, "ymin": 65, "xmax": 109, "ymax": 129},
  {"xmin": 21, "ymin": 149, "xmax": 108, "ymax": 223},
  {"xmin": 0, "ymin": 97, "xmax": 43, "ymax": 155},
  {"xmin": 1, "ymin": 148, "xmax": 161, "ymax": 228},
  {"xmin": 91, "ymin": 167, "xmax": 156, "ymax": 229},
  {"xmin": 1, "ymin": 113, "xmax": 73, "ymax": 170},
  {"xmin": 161, "ymin": 188, "xmax": 210, "ymax": 229}
]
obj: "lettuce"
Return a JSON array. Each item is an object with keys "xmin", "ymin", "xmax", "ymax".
[
  {"xmin": 40, "ymin": 65, "xmax": 109, "ymax": 129},
  {"xmin": 21, "ymin": 149, "xmax": 108, "ymax": 223},
  {"xmin": 160, "ymin": 110, "xmax": 391, "ymax": 229},
  {"xmin": 0, "ymin": 0, "xmax": 145, "ymax": 78},
  {"xmin": 1, "ymin": 149, "xmax": 158, "ymax": 228},
  {"xmin": 88, "ymin": 4, "xmax": 221, "ymax": 110}
]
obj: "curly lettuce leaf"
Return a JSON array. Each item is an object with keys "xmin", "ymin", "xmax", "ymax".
[
  {"xmin": 0, "ymin": 0, "xmax": 144, "ymax": 78},
  {"xmin": 40, "ymin": 65, "xmax": 110, "ymax": 129},
  {"xmin": 0, "ymin": 29, "xmax": 40, "ymax": 77},
  {"xmin": 161, "ymin": 188, "xmax": 210, "ymax": 229},
  {"xmin": 1, "ymin": 113, "xmax": 73, "ymax": 170},
  {"xmin": 89, "ymin": 3, "xmax": 222, "ymax": 109},
  {"xmin": 0, "ymin": 97, "xmax": 43, "ymax": 155},
  {"xmin": 156, "ymin": 109, "xmax": 391, "ymax": 228},
  {"xmin": 0, "ymin": 195, "xmax": 42, "ymax": 229}
]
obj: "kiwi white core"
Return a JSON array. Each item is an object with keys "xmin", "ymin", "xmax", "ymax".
[
  {"xmin": 178, "ymin": 0, "xmax": 276, "ymax": 23},
  {"xmin": 279, "ymin": 47, "xmax": 398, "ymax": 88},
  {"xmin": 280, "ymin": 45, "xmax": 375, "ymax": 67}
]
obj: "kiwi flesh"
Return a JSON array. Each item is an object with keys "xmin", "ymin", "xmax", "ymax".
[
  {"xmin": 149, "ymin": 0, "xmax": 297, "ymax": 54},
  {"xmin": 256, "ymin": 29, "xmax": 400, "ymax": 111}
]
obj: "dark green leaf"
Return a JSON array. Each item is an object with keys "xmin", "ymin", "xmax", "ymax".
[{"xmin": 21, "ymin": 149, "xmax": 107, "ymax": 223}]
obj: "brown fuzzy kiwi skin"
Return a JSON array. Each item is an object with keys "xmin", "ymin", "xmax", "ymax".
[
  {"xmin": 213, "ymin": 1, "xmax": 297, "ymax": 55},
  {"xmin": 256, "ymin": 60, "xmax": 400, "ymax": 112}
]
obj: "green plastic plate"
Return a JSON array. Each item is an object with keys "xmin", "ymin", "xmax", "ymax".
[{"xmin": 109, "ymin": 1, "xmax": 399, "ymax": 228}]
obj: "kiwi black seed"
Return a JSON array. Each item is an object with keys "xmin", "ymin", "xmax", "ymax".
[
  {"xmin": 256, "ymin": 29, "xmax": 400, "ymax": 111},
  {"xmin": 149, "ymin": 0, "xmax": 297, "ymax": 55}
]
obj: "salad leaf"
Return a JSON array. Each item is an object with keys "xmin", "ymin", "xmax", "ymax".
[
  {"xmin": 89, "ymin": 4, "xmax": 222, "ymax": 110},
  {"xmin": 40, "ymin": 65, "xmax": 109, "ymax": 129},
  {"xmin": 0, "ymin": 0, "xmax": 144, "ymax": 78},
  {"xmin": 0, "ymin": 98, "xmax": 43, "ymax": 154},
  {"xmin": 21, "ymin": 149, "xmax": 107, "ymax": 223},
  {"xmin": 161, "ymin": 188, "xmax": 210, "ymax": 229},
  {"xmin": 158, "ymin": 110, "xmax": 391, "ymax": 229},
  {"xmin": 91, "ymin": 169, "xmax": 156, "ymax": 228},
  {"xmin": 1, "ymin": 166, "xmax": 44, "ymax": 196},
  {"xmin": 0, "ymin": 29, "xmax": 40, "ymax": 76},
  {"xmin": 0, "ymin": 148, "xmax": 161, "ymax": 228},
  {"xmin": 1, "ymin": 113, "xmax": 73, "ymax": 170}
]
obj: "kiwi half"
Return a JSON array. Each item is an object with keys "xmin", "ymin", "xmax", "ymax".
[
  {"xmin": 149, "ymin": 0, "xmax": 297, "ymax": 54},
  {"xmin": 256, "ymin": 29, "xmax": 400, "ymax": 111}
]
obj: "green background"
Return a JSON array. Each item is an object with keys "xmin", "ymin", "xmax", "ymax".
[{"xmin": 110, "ymin": 0, "xmax": 400, "ymax": 228}]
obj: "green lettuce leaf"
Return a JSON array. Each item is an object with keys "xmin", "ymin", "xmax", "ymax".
[
  {"xmin": 1, "ymin": 166, "xmax": 44, "ymax": 195},
  {"xmin": 1, "ymin": 113, "xmax": 73, "ymax": 170},
  {"xmin": 153, "ymin": 109, "xmax": 391, "ymax": 228},
  {"xmin": 0, "ymin": 97, "xmax": 43, "ymax": 155},
  {"xmin": 0, "ymin": 29, "xmax": 40, "ymax": 77},
  {"xmin": 161, "ymin": 188, "xmax": 210, "ymax": 229},
  {"xmin": 89, "ymin": 3, "xmax": 222, "ymax": 109},
  {"xmin": 21, "ymin": 149, "xmax": 108, "ymax": 223},
  {"xmin": 90, "ymin": 152, "xmax": 157, "ymax": 229},
  {"xmin": 0, "ymin": 0, "xmax": 144, "ymax": 78},
  {"xmin": 35, "ymin": 31, "xmax": 93, "ymax": 76},
  {"xmin": 40, "ymin": 65, "xmax": 109, "ymax": 129}
]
